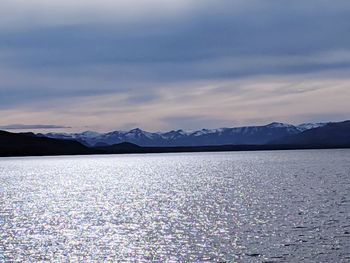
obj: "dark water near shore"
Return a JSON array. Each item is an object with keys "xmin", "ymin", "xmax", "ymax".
[{"xmin": 0, "ymin": 150, "xmax": 349, "ymax": 262}]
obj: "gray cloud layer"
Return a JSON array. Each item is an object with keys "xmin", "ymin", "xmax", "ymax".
[
  {"xmin": 0, "ymin": 124, "xmax": 68, "ymax": 130},
  {"xmin": 0, "ymin": 0, "xmax": 349, "ymax": 130}
]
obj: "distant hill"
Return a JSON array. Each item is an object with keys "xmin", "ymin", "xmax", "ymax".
[
  {"xmin": 271, "ymin": 121, "xmax": 350, "ymax": 146},
  {"xmin": 41, "ymin": 122, "xmax": 327, "ymax": 147},
  {"xmin": 0, "ymin": 130, "xmax": 94, "ymax": 157}
]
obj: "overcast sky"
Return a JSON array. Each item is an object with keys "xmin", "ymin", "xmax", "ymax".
[{"xmin": 0, "ymin": 0, "xmax": 349, "ymax": 132}]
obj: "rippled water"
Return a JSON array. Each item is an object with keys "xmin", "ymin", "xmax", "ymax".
[{"xmin": 0, "ymin": 150, "xmax": 349, "ymax": 262}]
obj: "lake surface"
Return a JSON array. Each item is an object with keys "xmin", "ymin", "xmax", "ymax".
[{"xmin": 0, "ymin": 150, "xmax": 349, "ymax": 262}]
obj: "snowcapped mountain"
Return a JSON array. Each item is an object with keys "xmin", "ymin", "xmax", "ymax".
[
  {"xmin": 40, "ymin": 122, "xmax": 328, "ymax": 147},
  {"xmin": 296, "ymin": 123, "xmax": 328, "ymax": 131}
]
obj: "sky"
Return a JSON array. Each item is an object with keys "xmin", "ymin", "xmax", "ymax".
[{"xmin": 0, "ymin": 0, "xmax": 349, "ymax": 132}]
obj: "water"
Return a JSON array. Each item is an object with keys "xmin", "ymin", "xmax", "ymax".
[{"xmin": 0, "ymin": 150, "xmax": 349, "ymax": 262}]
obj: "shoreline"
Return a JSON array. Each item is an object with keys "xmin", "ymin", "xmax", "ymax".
[{"xmin": 1, "ymin": 144, "xmax": 349, "ymax": 158}]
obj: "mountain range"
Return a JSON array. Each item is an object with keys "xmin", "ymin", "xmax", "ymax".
[
  {"xmin": 40, "ymin": 122, "xmax": 328, "ymax": 147},
  {"xmin": 1, "ymin": 120, "xmax": 349, "ymax": 157}
]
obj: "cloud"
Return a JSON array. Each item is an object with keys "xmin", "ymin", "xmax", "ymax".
[
  {"xmin": 160, "ymin": 115, "xmax": 230, "ymax": 131},
  {"xmin": 0, "ymin": 124, "xmax": 69, "ymax": 130},
  {"xmin": 1, "ymin": 73, "xmax": 349, "ymax": 131},
  {"xmin": 0, "ymin": 1, "xmax": 349, "ymax": 130},
  {"xmin": 0, "ymin": 0, "xmax": 194, "ymax": 30}
]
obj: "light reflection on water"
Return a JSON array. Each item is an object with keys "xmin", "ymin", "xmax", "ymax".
[{"xmin": 0, "ymin": 150, "xmax": 349, "ymax": 262}]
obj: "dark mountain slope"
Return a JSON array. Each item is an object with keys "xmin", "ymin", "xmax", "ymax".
[
  {"xmin": 0, "ymin": 130, "xmax": 94, "ymax": 157},
  {"xmin": 271, "ymin": 121, "xmax": 350, "ymax": 146},
  {"xmin": 97, "ymin": 142, "xmax": 143, "ymax": 153}
]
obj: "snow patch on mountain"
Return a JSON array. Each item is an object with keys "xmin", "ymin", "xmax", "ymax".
[
  {"xmin": 266, "ymin": 122, "xmax": 295, "ymax": 128},
  {"xmin": 297, "ymin": 123, "xmax": 328, "ymax": 131}
]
